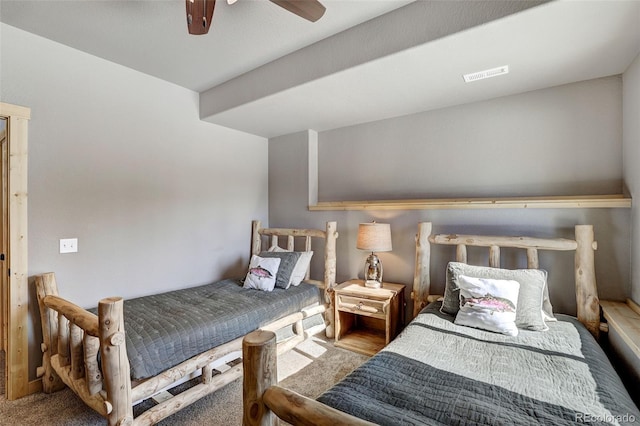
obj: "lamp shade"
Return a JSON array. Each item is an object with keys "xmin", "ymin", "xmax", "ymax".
[{"xmin": 356, "ymin": 222, "xmax": 392, "ymax": 252}]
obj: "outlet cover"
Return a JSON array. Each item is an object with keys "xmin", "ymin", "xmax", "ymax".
[{"xmin": 60, "ymin": 238, "xmax": 78, "ymax": 254}]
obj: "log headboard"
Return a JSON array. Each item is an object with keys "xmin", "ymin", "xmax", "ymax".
[
  {"xmin": 251, "ymin": 220, "xmax": 339, "ymax": 337},
  {"xmin": 250, "ymin": 220, "xmax": 337, "ymax": 290},
  {"xmin": 411, "ymin": 222, "xmax": 600, "ymax": 338}
]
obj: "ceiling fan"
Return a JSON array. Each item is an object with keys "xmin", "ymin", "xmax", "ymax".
[{"xmin": 186, "ymin": 0, "xmax": 326, "ymax": 35}]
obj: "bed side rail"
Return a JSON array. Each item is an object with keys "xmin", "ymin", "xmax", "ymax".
[
  {"xmin": 412, "ymin": 222, "xmax": 600, "ymax": 339},
  {"xmin": 242, "ymin": 330, "xmax": 375, "ymax": 426}
]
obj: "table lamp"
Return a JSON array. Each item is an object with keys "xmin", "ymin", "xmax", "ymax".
[{"xmin": 356, "ymin": 222, "xmax": 392, "ymax": 288}]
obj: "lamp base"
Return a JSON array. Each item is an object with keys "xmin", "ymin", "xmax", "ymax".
[{"xmin": 364, "ymin": 280, "xmax": 382, "ymax": 289}]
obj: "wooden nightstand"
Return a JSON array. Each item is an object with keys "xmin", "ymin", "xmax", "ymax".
[{"xmin": 334, "ymin": 279, "xmax": 405, "ymax": 356}]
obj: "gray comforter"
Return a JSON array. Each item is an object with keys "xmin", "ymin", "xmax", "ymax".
[
  {"xmin": 112, "ymin": 279, "xmax": 321, "ymax": 380},
  {"xmin": 318, "ymin": 303, "xmax": 639, "ymax": 425}
]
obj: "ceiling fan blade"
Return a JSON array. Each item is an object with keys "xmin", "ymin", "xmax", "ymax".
[
  {"xmin": 269, "ymin": 0, "xmax": 326, "ymax": 22},
  {"xmin": 186, "ymin": 0, "xmax": 216, "ymax": 35}
]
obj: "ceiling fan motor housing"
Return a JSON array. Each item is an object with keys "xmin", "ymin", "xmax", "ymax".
[{"xmin": 186, "ymin": 0, "xmax": 215, "ymax": 35}]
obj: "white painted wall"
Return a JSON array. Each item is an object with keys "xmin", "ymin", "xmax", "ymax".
[
  {"xmin": 270, "ymin": 77, "xmax": 630, "ymax": 322},
  {"xmin": 1, "ymin": 23, "xmax": 268, "ymax": 379}
]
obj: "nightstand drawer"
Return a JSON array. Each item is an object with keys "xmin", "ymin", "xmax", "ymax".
[{"xmin": 336, "ymin": 294, "xmax": 388, "ymax": 319}]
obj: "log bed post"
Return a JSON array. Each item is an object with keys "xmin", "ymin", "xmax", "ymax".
[
  {"xmin": 242, "ymin": 330, "xmax": 376, "ymax": 426},
  {"xmin": 243, "ymin": 330, "xmax": 277, "ymax": 426},
  {"xmin": 575, "ymin": 224, "xmax": 600, "ymax": 339},
  {"xmin": 251, "ymin": 220, "xmax": 262, "ymax": 258},
  {"xmin": 99, "ymin": 297, "xmax": 133, "ymax": 426},
  {"xmin": 412, "ymin": 222, "xmax": 432, "ymax": 318},
  {"xmin": 324, "ymin": 221, "xmax": 338, "ymax": 338}
]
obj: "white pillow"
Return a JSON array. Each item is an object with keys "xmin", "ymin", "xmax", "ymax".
[
  {"xmin": 454, "ymin": 275, "xmax": 520, "ymax": 337},
  {"xmin": 268, "ymin": 246, "xmax": 314, "ymax": 286},
  {"xmin": 243, "ymin": 255, "xmax": 281, "ymax": 292}
]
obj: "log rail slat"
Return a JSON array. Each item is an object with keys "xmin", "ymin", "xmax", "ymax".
[
  {"xmin": 456, "ymin": 244, "xmax": 467, "ymax": 263},
  {"xmin": 70, "ymin": 323, "xmax": 85, "ymax": 380},
  {"xmin": 84, "ymin": 334, "xmax": 102, "ymax": 395},
  {"xmin": 527, "ymin": 248, "xmax": 539, "ymax": 269},
  {"xmin": 489, "ymin": 245, "xmax": 500, "ymax": 268},
  {"xmin": 57, "ymin": 314, "xmax": 70, "ymax": 367}
]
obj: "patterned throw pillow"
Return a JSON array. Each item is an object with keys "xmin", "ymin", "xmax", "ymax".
[
  {"xmin": 442, "ymin": 262, "xmax": 551, "ymax": 331},
  {"xmin": 454, "ymin": 275, "xmax": 520, "ymax": 336},
  {"xmin": 243, "ymin": 255, "xmax": 281, "ymax": 292}
]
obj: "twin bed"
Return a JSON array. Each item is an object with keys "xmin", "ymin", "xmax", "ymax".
[
  {"xmin": 242, "ymin": 222, "xmax": 640, "ymax": 425},
  {"xmin": 35, "ymin": 220, "xmax": 639, "ymax": 425},
  {"xmin": 35, "ymin": 220, "xmax": 338, "ymax": 425}
]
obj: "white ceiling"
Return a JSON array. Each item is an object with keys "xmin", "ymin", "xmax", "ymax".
[
  {"xmin": 0, "ymin": 0, "xmax": 413, "ymax": 91},
  {"xmin": 2, "ymin": 0, "xmax": 640, "ymax": 138}
]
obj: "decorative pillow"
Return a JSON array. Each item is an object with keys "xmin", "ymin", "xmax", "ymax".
[
  {"xmin": 258, "ymin": 251, "xmax": 301, "ymax": 289},
  {"xmin": 268, "ymin": 246, "xmax": 314, "ymax": 287},
  {"xmin": 243, "ymin": 255, "xmax": 281, "ymax": 292},
  {"xmin": 540, "ymin": 270, "xmax": 556, "ymax": 322},
  {"xmin": 454, "ymin": 275, "xmax": 520, "ymax": 336},
  {"xmin": 442, "ymin": 262, "xmax": 549, "ymax": 331}
]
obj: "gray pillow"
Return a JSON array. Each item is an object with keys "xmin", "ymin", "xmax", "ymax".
[
  {"xmin": 442, "ymin": 262, "xmax": 550, "ymax": 331},
  {"xmin": 259, "ymin": 251, "xmax": 301, "ymax": 289},
  {"xmin": 268, "ymin": 246, "xmax": 314, "ymax": 286}
]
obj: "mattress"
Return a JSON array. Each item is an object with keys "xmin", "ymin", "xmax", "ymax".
[
  {"xmin": 106, "ymin": 279, "xmax": 321, "ymax": 380},
  {"xmin": 318, "ymin": 302, "xmax": 640, "ymax": 425}
]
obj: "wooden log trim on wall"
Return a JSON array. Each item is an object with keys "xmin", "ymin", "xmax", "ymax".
[{"xmin": 309, "ymin": 194, "xmax": 631, "ymax": 211}]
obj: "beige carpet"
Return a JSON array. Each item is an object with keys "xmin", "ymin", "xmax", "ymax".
[{"xmin": 0, "ymin": 336, "xmax": 368, "ymax": 425}]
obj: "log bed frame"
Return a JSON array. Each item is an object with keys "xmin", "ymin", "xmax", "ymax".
[
  {"xmin": 241, "ymin": 222, "xmax": 602, "ymax": 426},
  {"xmin": 35, "ymin": 220, "xmax": 338, "ymax": 426}
]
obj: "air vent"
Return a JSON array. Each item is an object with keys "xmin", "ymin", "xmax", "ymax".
[{"xmin": 463, "ymin": 65, "xmax": 509, "ymax": 83}]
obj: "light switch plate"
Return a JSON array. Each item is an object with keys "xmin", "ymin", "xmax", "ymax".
[{"xmin": 60, "ymin": 238, "xmax": 78, "ymax": 253}]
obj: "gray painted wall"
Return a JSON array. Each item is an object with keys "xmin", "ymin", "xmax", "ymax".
[
  {"xmin": 1, "ymin": 24, "xmax": 269, "ymax": 379},
  {"xmin": 270, "ymin": 77, "xmax": 630, "ymax": 323},
  {"xmin": 320, "ymin": 77, "xmax": 622, "ymax": 200},
  {"xmin": 618, "ymin": 53, "xmax": 640, "ymax": 389},
  {"xmin": 624, "ymin": 53, "xmax": 640, "ymax": 304}
]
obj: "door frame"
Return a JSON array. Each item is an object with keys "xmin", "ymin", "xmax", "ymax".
[
  {"xmin": 1, "ymin": 120, "xmax": 6, "ymax": 354},
  {"xmin": 0, "ymin": 102, "xmax": 30, "ymax": 400}
]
